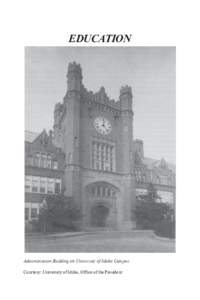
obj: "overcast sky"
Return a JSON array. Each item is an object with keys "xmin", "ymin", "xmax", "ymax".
[{"xmin": 25, "ymin": 47, "xmax": 175, "ymax": 163}]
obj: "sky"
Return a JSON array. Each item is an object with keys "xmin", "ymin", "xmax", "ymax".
[{"xmin": 25, "ymin": 47, "xmax": 175, "ymax": 163}]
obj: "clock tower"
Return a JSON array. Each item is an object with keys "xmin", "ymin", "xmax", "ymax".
[{"xmin": 53, "ymin": 62, "xmax": 136, "ymax": 230}]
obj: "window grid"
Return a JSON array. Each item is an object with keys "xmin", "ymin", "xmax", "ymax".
[
  {"xmin": 90, "ymin": 185, "xmax": 116, "ymax": 198},
  {"xmin": 25, "ymin": 176, "xmax": 61, "ymax": 194},
  {"xmin": 92, "ymin": 141, "xmax": 115, "ymax": 172},
  {"xmin": 26, "ymin": 152, "xmax": 58, "ymax": 169},
  {"xmin": 135, "ymin": 170, "xmax": 171, "ymax": 186},
  {"xmin": 31, "ymin": 208, "xmax": 38, "ymax": 219}
]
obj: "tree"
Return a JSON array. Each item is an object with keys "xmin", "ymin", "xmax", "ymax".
[
  {"xmin": 134, "ymin": 183, "xmax": 175, "ymax": 238},
  {"xmin": 38, "ymin": 195, "xmax": 82, "ymax": 233}
]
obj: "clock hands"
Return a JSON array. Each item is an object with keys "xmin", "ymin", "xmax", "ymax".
[{"xmin": 94, "ymin": 117, "xmax": 111, "ymax": 135}]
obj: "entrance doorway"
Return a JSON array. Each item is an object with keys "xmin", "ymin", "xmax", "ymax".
[{"xmin": 91, "ymin": 205, "xmax": 109, "ymax": 227}]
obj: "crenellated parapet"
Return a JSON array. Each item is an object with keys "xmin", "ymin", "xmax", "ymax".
[
  {"xmin": 67, "ymin": 61, "xmax": 82, "ymax": 92},
  {"xmin": 120, "ymin": 85, "xmax": 133, "ymax": 112},
  {"xmin": 81, "ymin": 85, "xmax": 121, "ymax": 111},
  {"xmin": 67, "ymin": 61, "xmax": 82, "ymax": 78},
  {"xmin": 120, "ymin": 85, "xmax": 132, "ymax": 97},
  {"xmin": 55, "ymin": 62, "xmax": 133, "ymax": 125}
]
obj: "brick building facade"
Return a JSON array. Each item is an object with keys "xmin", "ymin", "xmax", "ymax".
[
  {"xmin": 25, "ymin": 130, "xmax": 65, "ymax": 222},
  {"xmin": 133, "ymin": 139, "xmax": 175, "ymax": 208}
]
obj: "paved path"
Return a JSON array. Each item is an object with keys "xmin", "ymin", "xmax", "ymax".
[{"xmin": 25, "ymin": 231, "xmax": 175, "ymax": 253}]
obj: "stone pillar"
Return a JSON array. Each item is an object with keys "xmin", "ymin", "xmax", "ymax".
[{"xmin": 120, "ymin": 86, "xmax": 136, "ymax": 229}]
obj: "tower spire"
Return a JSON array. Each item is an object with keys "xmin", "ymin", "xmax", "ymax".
[{"xmin": 67, "ymin": 61, "xmax": 82, "ymax": 92}]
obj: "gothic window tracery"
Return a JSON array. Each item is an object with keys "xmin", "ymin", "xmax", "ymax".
[
  {"xmin": 92, "ymin": 141, "xmax": 115, "ymax": 172},
  {"xmin": 88, "ymin": 183, "xmax": 117, "ymax": 199}
]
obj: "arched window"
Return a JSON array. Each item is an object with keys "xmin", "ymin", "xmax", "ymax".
[{"xmin": 87, "ymin": 183, "xmax": 118, "ymax": 199}]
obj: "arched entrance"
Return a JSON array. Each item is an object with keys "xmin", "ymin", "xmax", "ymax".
[
  {"xmin": 84, "ymin": 181, "xmax": 120, "ymax": 229},
  {"xmin": 91, "ymin": 205, "xmax": 109, "ymax": 227}
]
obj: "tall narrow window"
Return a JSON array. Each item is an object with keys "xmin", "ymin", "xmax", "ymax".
[
  {"xmin": 40, "ymin": 177, "xmax": 47, "ymax": 193},
  {"xmin": 55, "ymin": 179, "xmax": 61, "ymax": 194},
  {"xmin": 25, "ymin": 176, "xmax": 31, "ymax": 192},
  {"xmin": 92, "ymin": 141, "xmax": 115, "ymax": 172},
  {"xmin": 46, "ymin": 154, "xmax": 52, "ymax": 168},
  {"xmin": 47, "ymin": 178, "xmax": 54, "ymax": 194},
  {"xmin": 31, "ymin": 208, "xmax": 38, "ymax": 219},
  {"xmin": 25, "ymin": 208, "xmax": 29, "ymax": 220},
  {"xmin": 35, "ymin": 153, "xmax": 40, "ymax": 167},
  {"xmin": 97, "ymin": 185, "xmax": 101, "ymax": 197},
  {"xmin": 52, "ymin": 160, "xmax": 58, "ymax": 169},
  {"xmin": 32, "ymin": 176, "xmax": 39, "ymax": 193},
  {"xmin": 40, "ymin": 154, "xmax": 47, "ymax": 168}
]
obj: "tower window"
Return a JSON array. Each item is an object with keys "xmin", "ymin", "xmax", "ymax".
[{"xmin": 92, "ymin": 141, "xmax": 115, "ymax": 172}]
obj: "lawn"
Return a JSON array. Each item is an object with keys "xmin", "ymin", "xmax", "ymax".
[{"xmin": 25, "ymin": 231, "xmax": 175, "ymax": 253}]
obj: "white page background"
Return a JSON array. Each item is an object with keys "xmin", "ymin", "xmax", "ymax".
[{"xmin": 0, "ymin": 0, "xmax": 200, "ymax": 299}]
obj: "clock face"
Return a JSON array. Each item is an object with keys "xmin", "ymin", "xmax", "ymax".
[{"xmin": 94, "ymin": 117, "xmax": 112, "ymax": 135}]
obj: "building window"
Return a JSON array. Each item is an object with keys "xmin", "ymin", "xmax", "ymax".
[
  {"xmin": 25, "ymin": 176, "xmax": 61, "ymax": 194},
  {"xmin": 92, "ymin": 141, "xmax": 115, "ymax": 172},
  {"xmin": 102, "ymin": 187, "xmax": 106, "ymax": 197},
  {"xmin": 47, "ymin": 155, "xmax": 52, "ymax": 168},
  {"xmin": 157, "ymin": 191, "xmax": 174, "ymax": 205},
  {"xmin": 31, "ymin": 208, "xmax": 38, "ymax": 219},
  {"xmin": 89, "ymin": 185, "xmax": 117, "ymax": 199},
  {"xmin": 40, "ymin": 177, "xmax": 47, "ymax": 193},
  {"xmin": 135, "ymin": 170, "xmax": 142, "ymax": 182},
  {"xmin": 25, "ymin": 176, "xmax": 31, "ymax": 192},
  {"xmin": 31, "ymin": 152, "xmax": 55, "ymax": 169},
  {"xmin": 35, "ymin": 153, "xmax": 40, "ymax": 167},
  {"xmin": 97, "ymin": 185, "xmax": 101, "ymax": 197},
  {"xmin": 40, "ymin": 153, "xmax": 46, "ymax": 168},
  {"xmin": 47, "ymin": 178, "xmax": 54, "ymax": 194},
  {"xmin": 25, "ymin": 208, "xmax": 29, "ymax": 220},
  {"xmin": 111, "ymin": 190, "xmax": 116, "ymax": 197},
  {"xmin": 52, "ymin": 161, "xmax": 58, "ymax": 169},
  {"xmin": 55, "ymin": 179, "xmax": 61, "ymax": 194},
  {"xmin": 160, "ymin": 175, "xmax": 168, "ymax": 185},
  {"xmin": 136, "ymin": 188, "xmax": 148, "ymax": 197},
  {"xmin": 32, "ymin": 176, "xmax": 39, "ymax": 193}
]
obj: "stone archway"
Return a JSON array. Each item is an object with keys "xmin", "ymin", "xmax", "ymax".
[{"xmin": 84, "ymin": 181, "xmax": 120, "ymax": 230}]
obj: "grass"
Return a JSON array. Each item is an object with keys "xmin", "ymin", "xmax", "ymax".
[{"xmin": 25, "ymin": 231, "xmax": 175, "ymax": 253}]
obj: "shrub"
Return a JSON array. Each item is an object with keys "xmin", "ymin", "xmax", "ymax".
[
  {"xmin": 134, "ymin": 183, "xmax": 175, "ymax": 238},
  {"xmin": 37, "ymin": 195, "xmax": 82, "ymax": 233},
  {"xmin": 154, "ymin": 219, "xmax": 175, "ymax": 239}
]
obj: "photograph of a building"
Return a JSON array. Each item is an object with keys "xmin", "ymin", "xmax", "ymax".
[{"xmin": 25, "ymin": 47, "xmax": 175, "ymax": 252}]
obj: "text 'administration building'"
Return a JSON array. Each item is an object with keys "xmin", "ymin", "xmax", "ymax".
[{"xmin": 25, "ymin": 62, "xmax": 175, "ymax": 230}]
